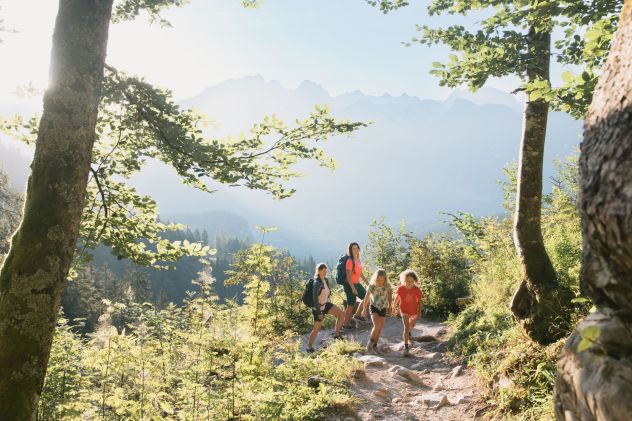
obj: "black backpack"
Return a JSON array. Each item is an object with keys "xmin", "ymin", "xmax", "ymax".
[
  {"xmin": 302, "ymin": 278, "xmax": 315, "ymax": 307},
  {"xmin": 335, "ymin": 255, "xmax": 351, "ymax": 285}
]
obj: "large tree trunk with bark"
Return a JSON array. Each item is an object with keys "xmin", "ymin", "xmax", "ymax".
[
  {"xmin": 554, "ymin": 2, "xmax": 632, "ymax": 419},
  {"xmin": 0, "ymin": 1, "xmax": 113, "ymax": 418},
  {"xmin": 509, "ymin": 26, "xmax": 573, "ymax": 344}
]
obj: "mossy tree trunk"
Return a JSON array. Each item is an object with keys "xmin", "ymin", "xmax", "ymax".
[
  {"xmin": 554, "ymin": 2, "xmax": 632, "ymax": 419},
  {"xmin": 0, "ymin": 1, "xmax": 113, "ymax": 418},
  {"xmin": 509, "ymin": 26, "xmax": 573, "ymax": 344}
]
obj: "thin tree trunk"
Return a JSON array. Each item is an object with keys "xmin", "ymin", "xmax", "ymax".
[
  {"xmin": 0, "ymin": 1, "xmax": 113, "ymax": 418},
  {"xmin": 509, "ymin": 26, "xmax": 573, "ymax": 344},
  {"xmin": 554, "ymin": 2, "xmax": 632, "ymax": 419}
]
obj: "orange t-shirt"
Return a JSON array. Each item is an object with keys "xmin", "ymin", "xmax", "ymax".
[
  {"xmin": 397, "ymin": 285, "xmax": 422, "ymax": 315},
  {"xmin": 345, "ymin": 257, "xmax": 362, "ymax": 284}
]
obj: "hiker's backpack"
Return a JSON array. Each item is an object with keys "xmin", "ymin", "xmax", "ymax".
[
  {"xmin": 335, "ymin": 255, "xmax": 351, "ymax": 285},
  {"xmin": 302, "ymin": 278, "xmax": 315, "ymax": 307}
]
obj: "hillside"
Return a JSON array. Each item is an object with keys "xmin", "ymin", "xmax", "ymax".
[{"xmin": 0, "ymin": 76, "xmax": 581, "ymax": 259}]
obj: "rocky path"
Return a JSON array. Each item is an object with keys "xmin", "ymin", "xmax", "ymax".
[{"xmin": 305, "ymin": 317, "xmax": 486, "ymax": 420}]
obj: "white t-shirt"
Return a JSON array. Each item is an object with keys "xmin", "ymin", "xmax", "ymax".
[{"xmin": 318, "ymin": 279, "xmax": 330, "ymax": 309}]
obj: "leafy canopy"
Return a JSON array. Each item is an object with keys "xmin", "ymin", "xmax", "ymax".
[
  {"xmin": 1, "ymin": 0, "xmax": 367, "ymax": 269},
  {"xmin": 370, "ymin": 0, "xmax": 622, "ymax": 118}
]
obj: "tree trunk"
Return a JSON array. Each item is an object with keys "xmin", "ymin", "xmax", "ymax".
[
  {"xmin": 0, "ymin": 1, "xmax": 113, "ymax": 418},
  {"xmin": 509, "ymin": 26, "xmax": 573, "ymax": 344},
  {"xmin": 554, "ymin": 2, "xmax": 632, "ymax": 419}
]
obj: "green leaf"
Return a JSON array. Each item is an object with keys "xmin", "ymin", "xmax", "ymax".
[
  {"xmin": 577, "ymin": 325, "xmax": 600, "ymax": 352},
  {"xmin": 561, "ymin": 71, "xmax": 574, "ymax": 84}
]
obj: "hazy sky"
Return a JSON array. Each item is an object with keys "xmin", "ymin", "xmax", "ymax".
[{"xmin": 0, "ymin": 0, "xmax": 527, "ymax": 104}]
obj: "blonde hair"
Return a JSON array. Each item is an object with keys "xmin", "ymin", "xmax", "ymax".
[
  {"xmin": 399, "ymin": 269, "xmax": 419, "ymax": 285},
  {"xmin": 314, "ymin": 262, "xmax": 328, "ymax": 280},
  {"xmin": 370, "ymin": 269, "xmax": 388, "ymax": 286}
]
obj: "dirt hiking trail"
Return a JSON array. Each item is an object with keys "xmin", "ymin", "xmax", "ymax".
[{"xmin": 305, "ymin": 317, "xmax": 487, "ymax": 421}]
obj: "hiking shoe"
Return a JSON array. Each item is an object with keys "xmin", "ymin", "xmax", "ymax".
[
  {"xmin": 306, "ymin": 347, "xmax": 315, "ymax": 353},
  {"xmin": 342, "ymin": 324, "xmax": 355, "ymax": 331},
  {"xmin": 366, "ymin": 339, "xmax": 374, "ymax": 352},
  {"xmin": 403, "ymin": 344, "xmax": 410, "ymax": 356},
  {"xmin": 353, "ymin": 315, "xmax": 368, "ymax": 323}
]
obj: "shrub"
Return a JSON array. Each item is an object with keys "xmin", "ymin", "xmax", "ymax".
[{"xmin": 409, "ymin": 234, "xmax": 472, "ymax": 318}]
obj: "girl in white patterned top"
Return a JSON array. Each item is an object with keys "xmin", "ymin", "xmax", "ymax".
[{"xmin": 364, "ymin": 269, "xmax": 392, "ymax": 352}]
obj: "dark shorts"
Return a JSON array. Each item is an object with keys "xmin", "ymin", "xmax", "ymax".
[
  {"xmin": 343, "ymin": 282, "xmax": 366, "ymax": 305},
  {"xmin": 370, "ymin": 305, "xmax": 387, "ymax": 317},
  {"xmin": 312, "ymin": 302, "xmax": 334, "ymax": 322}
]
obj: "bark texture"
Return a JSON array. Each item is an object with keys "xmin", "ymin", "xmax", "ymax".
[
  {"xmin": 0, "ymin": 1, "xmax": 113, "ymax": 418},
  {"xmin": 554, "ymin": 2, "xmax": 632, "ymax": 419},
  {"xmin": 510, "ymin": 26, "xmax": 573, "ymax": 344}
]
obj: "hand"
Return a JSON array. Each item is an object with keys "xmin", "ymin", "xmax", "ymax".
[{"xmin": 318, "ymin": 314, "xmax": 324, "ymax": 321}]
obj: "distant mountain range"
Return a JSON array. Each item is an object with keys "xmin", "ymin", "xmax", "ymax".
[{"xmin": 0, "ymin": 75, "xmax": 581, "ymax": 261}]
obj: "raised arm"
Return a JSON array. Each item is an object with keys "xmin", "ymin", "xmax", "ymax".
[{"xmin": 346, "ymin": 267, "xmax": 358, "ymax": 295}]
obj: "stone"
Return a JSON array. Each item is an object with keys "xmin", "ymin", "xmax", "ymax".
[
  {"xmin": 387, "ymin": 364, "xmax": 402, "ymax": 373},
  {"xmin": 435, "ymin": 394, "xmax": 450, "ymax": 409},
  {"xmin": 412, "ymin": 335, "xmax": 439, "ymax": 342},
  {"xmin": 433, "ymin": 379, "xmax": 445, "ymax": 391},
  {"xmin": 353, "ymin": 368, "xmax": 367, "ymax": 380},
  {"xmin": 392, "ymin": 397, "xmax": 402, "ymax": 404},
  {"xmin": 394, "ymin": 367, "xmax": 424, "ymax": 385},
  {"xmin": 307, "ymin": 376, "xmax": 329, "ymax": 388},
  {"xmin": 413, "ymin": 393, "xmax": 449, "ymax": 407},
  {"xmin": 357, "ymin": 355, "xmax": 390, "ymax": 367},
  {"xmin": 411, "ymin": 362, "xmax": 424, "ymax": 370},
  {"xmin": 374, "ymin": 388, "xmax": 391, "ymax": 400},
  {"xmin": 448, "ymin": 365, "xmax": 463, "ymax": 378},
  {"xmin": 455, "ymin": 395, "xmax": 472, "ymax": 404},
  {"xmin": 424, "ymin": 352, "xmax": 441, "ymax": 360},
  {"xmin": 378, "ymin": 344, "xmax": 391, "ymax": 353}
]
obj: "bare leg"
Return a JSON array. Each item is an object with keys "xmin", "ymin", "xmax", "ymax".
[
  {"xmin": 329, "ymin": 305, "xmax": 345, "ymax": 335},
  {"xmin": 402, "ymin": 314, "xmax": 411, "ymax": 346},
  {"xmin": 307, "ymin": 321, "xmax": 322, "ymax": 349},
  {"xmin": 409, "ymin": 314, "xmax": 418, "ymax": 338},
  {"xmin": 344, "ymin": 302, "xmax": 356, "ymax": 325},
  {"xmin": 375, "ymin": 315, "xmax": 385, "ymax": 339},
  {"xmin": 369, "ymin": 312, "xmax": 379, "ymax": 341}
]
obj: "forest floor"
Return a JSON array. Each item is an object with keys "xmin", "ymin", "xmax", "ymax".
[{"xmin": 304, "ymin": 317, "xmax": 487, "ymax": 421}]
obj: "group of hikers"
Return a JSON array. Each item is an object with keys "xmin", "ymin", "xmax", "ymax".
[{"xmin": 304, "ymin": 242, "xmax": 423, "ymax": 354}]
